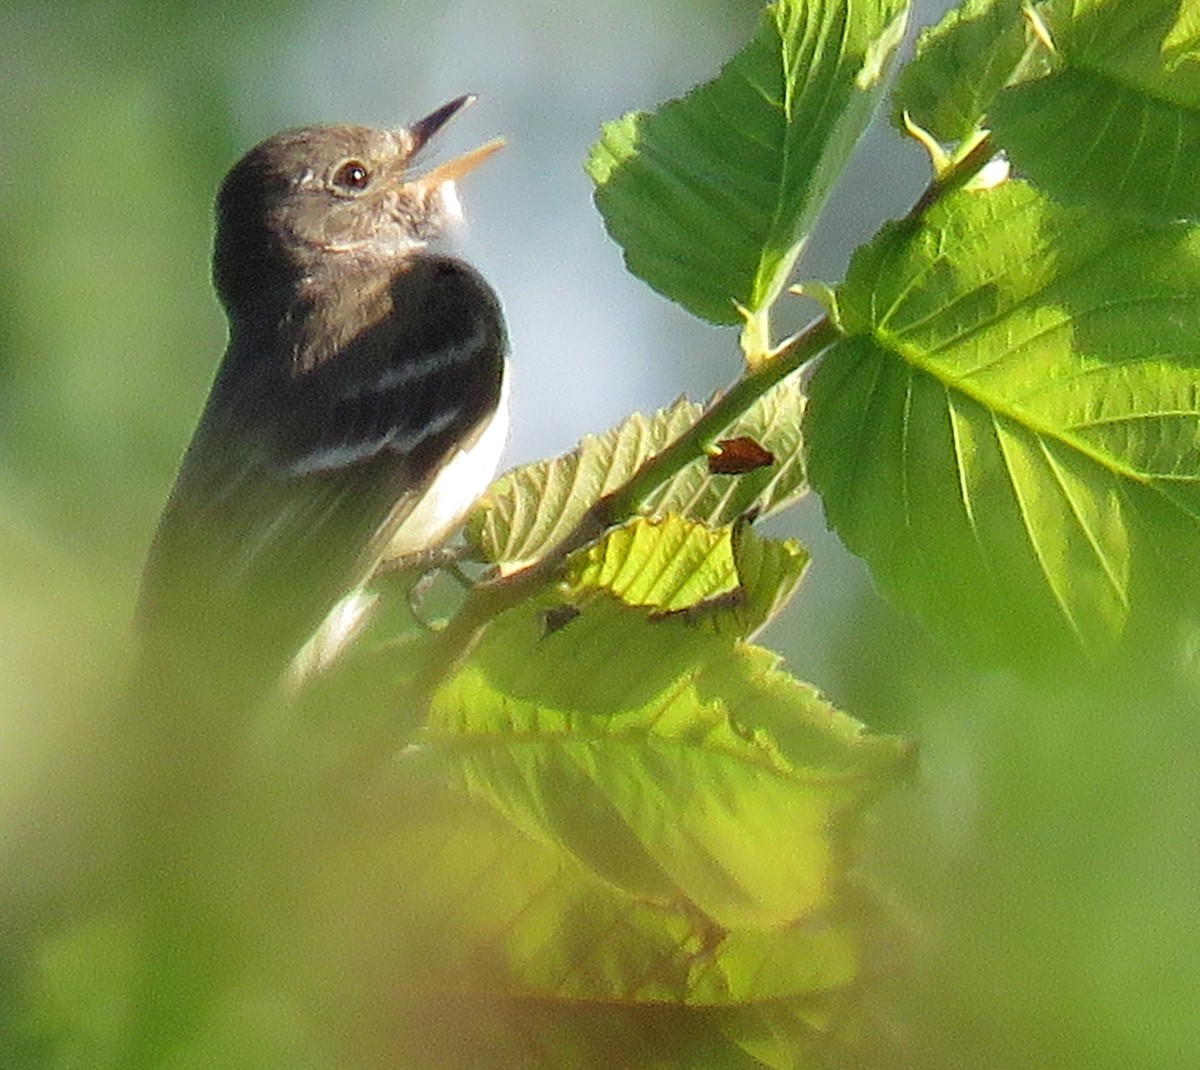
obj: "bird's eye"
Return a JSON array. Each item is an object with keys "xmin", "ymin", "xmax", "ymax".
[{"xmin": 332, "ymin": 160, "xmax": 371, "ymax": 191}]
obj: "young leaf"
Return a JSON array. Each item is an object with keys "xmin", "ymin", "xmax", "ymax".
[
  {"xmin": 728, "ymin": 522, "xmax": 811, "ymax": 639},
  {"xmin": 586, "ymin": 0, "xmax": 910, "ymax": 325},
  {"xmin": 467, "ymin": 379, "xmax": 807, "ymax": 574},
  {"xmin": 805, "ymin": 180, "xmax": 1200, "ymax": 669},
  {"xmin": 989, "ymin": 0, "xmax": 1200, "ymax": 223},
  {"xmin": 642, "ymin": 379, "xmax": 808, "ymax": 530},
  {"xmin": 567, "ymin": 515, "xmax": 740, "ymax": 613},
  {"xmin": 565, "ymin": 515, "xmax": 811, "ymax": 638}
]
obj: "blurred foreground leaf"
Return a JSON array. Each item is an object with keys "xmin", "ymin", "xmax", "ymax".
[
  {"xmin": 275, "ymin": 587, "xmax": 909, "ymax": 1069},
  {"xmin": 431, "ymin": 596, "xmax": 906, "ymax": 928}
]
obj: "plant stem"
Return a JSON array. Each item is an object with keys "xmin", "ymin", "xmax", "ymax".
[
  {"xmin": 606, "ymin": 317, "xmax": 838, "ymax": 519},
  {"xmin": 413, "ymin": 315, "xmax": 840, "ymax": 697}
]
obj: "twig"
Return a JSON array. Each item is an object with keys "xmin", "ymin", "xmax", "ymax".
[{"xmin": 412, "ymin": 315, "xmax": 841, "ymax": 698}]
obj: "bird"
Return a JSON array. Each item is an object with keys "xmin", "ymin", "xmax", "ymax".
[
  {"xmin": 123, "ymin": 100, "xmax": 509, "ymax": 1065},
  {"xmin": 136, "ymin": 96, "xmax": 509, "ymax": 713}
]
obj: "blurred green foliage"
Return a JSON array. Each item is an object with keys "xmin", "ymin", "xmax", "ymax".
[
  {"xmin": 4, "ymin": 2, "xmax": 1200, "ymax": 1070},
  {"xmin": 0, "ymin": 1, "xmax": 292, "ymax": 586}
]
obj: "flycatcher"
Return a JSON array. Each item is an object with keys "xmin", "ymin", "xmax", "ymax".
[{"xmin": 137, "ymin": 96, "xmax": 508, "ymax": 708}]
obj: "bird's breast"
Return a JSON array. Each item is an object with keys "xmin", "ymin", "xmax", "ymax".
[{"xmin": 383, "ymin": 370, "xmax": 510, "ymax": 559}]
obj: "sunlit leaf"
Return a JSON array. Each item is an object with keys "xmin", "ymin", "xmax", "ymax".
[
  {"xmin": 567, "ymin": 515, "xmax": 739, "ymax": 613},
  {"xmin": 891, "ymin": 0, "xmax": 1045, "ymax": 143},
  {"xmin": 805, "ymin": 180, "xmax": 1200, "ymax": 668},
  {"xmin": 728, "ymin": 523, "xmax": 811, "ymax": 639},
  {"xmin": 302, "ymin": 768, "xmax": 872, "ymax": 1069},
  {"xmin": 431, "ymin": 595, "xmax": 908, "ymax": 929},
  {"xmin": 586, "ymin": 0, "xmax": 909, "ymax": 323},
  {"xmin": 565, "ymin": 515, "xmax": 811, "ymax": 639},
  {"xmin": 468, "ymin": 380, "xmax": 807, "ymax": 574},
  {"xmin": 990, "ymin": 0, "xmax": 1200, "ymax": 222},
  {"xmin": 302, "ymin": 588, "xmax": 908, "ymax": 1065}
]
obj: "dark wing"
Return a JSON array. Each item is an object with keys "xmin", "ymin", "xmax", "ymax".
[{"xmin": 138, "ymin": 255, "xmax": 506, "ymax": 700}]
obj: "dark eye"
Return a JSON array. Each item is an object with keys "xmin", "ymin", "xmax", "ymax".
[{"xmin": 332, "ymin": 160, "xmax": 370, "ymax": 191}]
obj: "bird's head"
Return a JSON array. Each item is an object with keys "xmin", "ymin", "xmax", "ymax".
[{"xmin": 213, "ymin": 95, "xmax": 501, "ymax": 315}]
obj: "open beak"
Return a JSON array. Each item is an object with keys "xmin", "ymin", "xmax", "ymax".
[
  {"xmin": 409, "ymin": 95, "xmax": 475, "ymax": 150},
  {"xmin": 417, "ymin": 138, "xmax": 504, "ymax": 188},
  {"xmin": 407, "ymin": 95, "xmax": 505, "ymax": 191}
]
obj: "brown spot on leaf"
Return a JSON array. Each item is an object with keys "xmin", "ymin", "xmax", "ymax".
[
  {"xmin": 541, "ymin": 604, "xmax": 581, "ymax": 637},
  {"xmin": 709, "ymin": 436, "xmax": 775, "ymax": 475}
]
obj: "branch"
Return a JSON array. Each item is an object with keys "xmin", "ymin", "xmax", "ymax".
[{"xmin": 413, "ymin": 315, "xmax": 841, "ymax": 697}]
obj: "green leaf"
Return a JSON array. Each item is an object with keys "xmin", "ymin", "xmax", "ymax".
[
  {"xmin": 467, "ymin": 379, "xmax": 808, "ymax": 575},
  {"xmin": 805, "ymin": 180, "xmax": 1200, "ymax": 668},
  {"xmin": 586, "ymin": 0, "xmax": 910, "ymax": 324},
  {"xmin": 567, "ymin": 515, "xmax": 740, "ymax": 613},
  {"xmin": 430, "ymin": 595, "xmax": 908, "ymax": 930},
  {"xmin": 891, "ymin": 0, "xmax": 1047, "ymax": 144},
  {"xmin": 989, "ymin": 0, "xmax": 1200, "ymax": 223},
  {"xmin": 348, "ymin": 591, "xmax": 908, "ymax": 1063},
  {"xmin": 728, "ymin": 523, "xmax": 811, "ymax": 639},
  {"xmin": 1044, "ymin": 0, "xmax": 1200, "ymax": 103},
  {"xmin": 567, "ymin": 515, "xmax": 811, "ymax": 640},
  {"xmin": 644, "ymin": 380, "xmax": 808, "ymax": 527}
]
